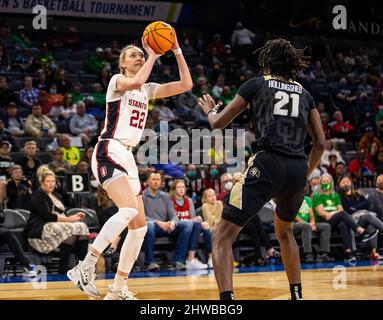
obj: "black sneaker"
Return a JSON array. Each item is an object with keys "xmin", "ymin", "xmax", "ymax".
[
  {"xmin": 361, "ymin": 230, "xmax": 379, "ymax": 243},
  {"xmin": 304, "ymin": 253, "xmax": 315, "ymax": 263},
  {"xmin": 344, "ymin": 253, "xmax": 357, "ymax": 265},
  {"xmin": 316, "ymin": 253, "xmax": 335, "ymax": 263}
]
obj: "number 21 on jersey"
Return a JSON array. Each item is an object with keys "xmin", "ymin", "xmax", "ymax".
[{"xmin": 273, "ymin": 91, "xmax": 300, "ymax": 117}]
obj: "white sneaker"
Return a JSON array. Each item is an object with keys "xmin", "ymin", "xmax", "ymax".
[
  {"xmin": 67, "ymin": 261, "xmax": 99, "ymax": 298},
  {"xmin": 104, "ymin": 284, "xmax": 137, "ymax": 300},
  {"xmin": 207, "ymin": 257, "xmax": 213, "ymax": 269},
  {"xmin": 186, "ymin": 258, "xmax": 208, "ymax": 270}
]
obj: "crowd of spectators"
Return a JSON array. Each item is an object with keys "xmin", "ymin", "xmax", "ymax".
[{"xmin": 1, "ymin": 20, "xmax": 383, "ymax": 274}]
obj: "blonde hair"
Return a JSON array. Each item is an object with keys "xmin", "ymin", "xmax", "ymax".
[
  {"xmin": 202, "ymin": 188, "xmax": 215, "ymax": 204},
  {"xmin": 318, "ymin": 173, "xmax": 334, "ymax": 195},
  {"xmin": 169, "ymin": 179, "xmax": 186, "ymax": 199},
  {"xmin": 119, "ymin": 45, "xmax": 140, "ymax": 76},
  {"xmin": 9, "ymin": 165, "xmax": 22, "ymax": 175},
  {"xmin": 37, "ymin": 166, "xmax": 55, "ymax": 184}
]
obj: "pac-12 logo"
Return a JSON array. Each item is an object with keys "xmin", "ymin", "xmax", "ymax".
[{"xmin": 100, "ymin": 166, "xmax": 108, "ymax": 177}]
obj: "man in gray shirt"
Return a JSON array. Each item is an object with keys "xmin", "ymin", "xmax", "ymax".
[
  {"xmin": 69, "ymin": 101, "xmax": 98, "ymax": 146},
  {"xmin": 143, "ymin": 172, "xmax": 193, "ymax": 271}
]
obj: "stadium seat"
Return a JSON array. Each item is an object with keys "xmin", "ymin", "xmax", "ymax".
[
  {"xmin": 66, "ymin": 208, "xmax": 99, "ymax": 231},
  {"xmin": 1, "ymin": 209, "xmax": 27, "ymax": 230},
  {"xmin": 54, "ymin": 50, "xmax": 71, "ymax": 61},
  {"xmin": 16, "ymin": 209, "xmax": 31, "ymax": 221},
  {"xmin": 67, "ymin": 60, "xmax": 85, "ymax": 73},
  {"xmin": 81, "ymin": 74, "xmax": 98, "ymax": 84},
  {"xmin": 35, "ymin": 152, "xmax": 52, "ymax": 164},
  {"xmin": 14, "ymin": 137, "xmax": 35, "ymax": 150},
  {"xmin": 37, "ymin": 137, "xmax": 54, "ymax": 151}
]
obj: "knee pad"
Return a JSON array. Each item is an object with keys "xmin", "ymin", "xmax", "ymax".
[{"xmin": 104, "ymin": 207, "xmax": 138, "ymax": 243}]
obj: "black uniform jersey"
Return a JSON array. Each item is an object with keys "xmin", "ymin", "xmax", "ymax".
[{"xmin": 237, "ymin": 75, "xmax": 316, "ymax": 159}]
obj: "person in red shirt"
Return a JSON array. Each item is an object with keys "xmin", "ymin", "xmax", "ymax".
[
  {"xmin": 170, "ymin": 180, "xmax": 212, "ymax": 269},
  {"xmin": 216, "ymin": 173, "xmax": 233, "ymax": 202},
  {"xmin": 348, "ymin": 149, "xmax": 375, "ymax": 180},
  {"xmin": 331, "ymin": 110, "xmax": 355, "ymax": 141}
]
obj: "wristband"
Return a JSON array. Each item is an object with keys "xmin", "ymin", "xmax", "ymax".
[
  {"xmin": 173, "ymin": 48, "xmax": 183, "ymax": 55},
  {"xmin": 208, "ymin": 107, "xmax": 218, "ymax": 115}
]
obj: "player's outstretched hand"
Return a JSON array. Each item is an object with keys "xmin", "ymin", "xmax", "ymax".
[
  {"xmin": 141, "ymin": 36, "xmax": 163, "ymax": 59},
  {"xmin": 198, "ymin": 94, "xmax": 223, "ymax": 114},
  {"xmin": 170, "ymin": 27, "xmax": 180, "ymax": 51}
]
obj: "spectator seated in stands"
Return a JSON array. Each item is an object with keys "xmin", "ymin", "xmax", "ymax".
[
  {"xmin": 19, "ymin": 76, "xmax": 39, "ymax": 109},
  {"xmin": 331, "ymin": 110, "xmax": 355, "ymax": 141},
  {"xmin": 154, "ymin": 151, "xmax": 184, "ymax": 179},
  {"xmin": 201, "ymin": 188, "xmax": 223, "ymax": 232},
  {"xmin": 49, "ymin": 93, "xmax": 77, "ymax": 123},
  {"xmin": 333, "ymin": 161, "xmax": 346, "ymax": 184},
  {"xmin": 69, "ymin": 101, "xmax": 98, "ymax": 146},
  {"xmin": 348, "ymin": 149, "xmax": 375, "ymax": 180},
  {"xmin": 56, "ymin": 69, "xmax": 71, "ymax": 94},
  {"xmin": 368, "ymin": 174, "xmax": 383, "ymax": 220},
  {"xmin": 216, "ymin": 173, "xmax": 233, "ymax": 202},
  {"xmin": 153, "ymin": 99, "xmax": 177, "ymax": 125},
  {"xmin": 231, "ymin": 21, "xmax": 255, "ymax": 58},
  {"xmin": 0, "ymin": 210, "xmax": 36, "ymax": 278},
  {"xmin": 359, "ymin": 127, "xmax": 382, "ymax": 153},
  {"xmin": 90, "ymin": 83, "xmax": 106, "ymax": 109},
  {"xmin": 11, "ymin": 25, "xmax": 31, "ymax": 49},
  {"xmin": 0, "ymin": 76, "xmax": 17, "ymax": 107},
  {"xmin": 6, "ymin": 165, "xmax": 32, "ymax": 210},
  {"xmin": 25, "ymin": 167, "xmax": 89, "ymax": 275},
  {"xmin": 87, "ymin": 47, "xmax": 107, "ymax": 73},
  {"xmin": 60, "ymin": 134, "xmax": 81, "ymax": 166},
  {"xmin": 320, "ymin": 139, "xmax": 345, "ymax": 168},
  {"xmin": 372, "ymin": 148, "xmax": 383, "ymax": 176},
  {"xmin": 25, "ymin": 103, "xmax": 57, "ymax": 138},
  {"xmin": 0, "ymin": 117, "xmax": 17, "ymax": 151},
  {"xmin": 338, "ymin": 176, "xmax": 383, "ymax": 260},
  {"xmin": 143, "ymin": 172, "xmax": 193, "ymax": 271},
  {"xmin": 0, "ymin": 140, "xmax": 14, "ymax": 179},
  {"xmin": 48, "ymin": 147, "xmax": 72, "ymax": 176},
  {"xmin": 70, "ymin": 83, "xmax": 84, "ymax": 104},
  {"xmin": 312, "ymin": 173, "xmax": 377, "ymax": 263},
  {"xmin": 176, "ymin": 90, "xmax": 198, "ymax": 119},
  {"xmin": 294, "ymin": 195, "xmax": 333, "ymax": 263},
  {"xmin": 334, "ymin": 77, "xmax": 357, "ymax": 121},
  {"xmin": 3, "ymin": 102, "xmax": 25, "ymax": 138},
  {"xmin": 46, "ymin": 84, "xmax": 64, "ymax": 112},
  {"xmin": 170, "ymin": 180, "xmax": 211, "ymax": 269},
  {"xmin": 0, "ymin": 44, "xmax": 11, "ymax": 73},
  {"xmin": 17, "ymin": 140, "xmax": 41, "ymax": 190}
]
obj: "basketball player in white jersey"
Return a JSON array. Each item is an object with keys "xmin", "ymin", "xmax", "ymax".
[{"xmin": 67, "ymin": 31, "xmax": 192, "ymax": 300}]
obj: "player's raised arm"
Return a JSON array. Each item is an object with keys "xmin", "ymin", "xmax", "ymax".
[
  {"xmin": 155, "ymin": 29, "xmax": 193, "ymax": 98},
  {"xmin": 198, "ymin": 93, "xmax": 248, "ymax": 129},
  {"xmin": 116, "ymin": 38, "xmax": 162, "ymax": 93},
  {"xmin": 306, "ymin": 108, "xmax": 326, "ymax": 177}
]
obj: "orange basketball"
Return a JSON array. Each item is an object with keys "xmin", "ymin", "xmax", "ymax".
[{"xmin": 143, "ymin": 21, "xmax": 175, "ymax": 54}]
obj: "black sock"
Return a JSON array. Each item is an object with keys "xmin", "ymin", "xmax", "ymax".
[
  {"xmin": 290, "ymin": 283, "xmax": 302, "ymax": 300},
  {"xmin": 220, "ymin": 291, "xmax": 234, "ymax": 300}
]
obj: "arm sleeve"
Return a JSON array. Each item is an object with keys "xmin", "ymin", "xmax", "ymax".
[
  {"xmin": 142, "ymin": 82, "xmax": 160, "ymax": 100},
  {"xmin": 237, "ymin": 77, "xmax": 264, "ymax": 103}
]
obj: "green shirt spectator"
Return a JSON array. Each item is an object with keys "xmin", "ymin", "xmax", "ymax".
[
  {"xmin": 87, "ymin": 47, "xmax": 107, "ymax": 73},
  {"xmin": 297, "ymin": 196, "xmax": 312, "ymax": 222}
]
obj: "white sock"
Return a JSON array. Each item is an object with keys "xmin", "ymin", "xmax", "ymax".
[
  {"xmin": 112, "ymin": 274, "xmax": 128, "ymax": 291},
  {"xmin": 82, "ymin": 251, "xmax": 99, "ymax": 268}
]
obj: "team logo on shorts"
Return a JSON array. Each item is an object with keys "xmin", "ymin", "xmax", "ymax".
[
  {"xmin": 100, "ymin": 166, "xmax": 108, "ymax": 177},
  {"xmin": 249, "ymin": 167, "xmax": 260, "ymax": 178}
]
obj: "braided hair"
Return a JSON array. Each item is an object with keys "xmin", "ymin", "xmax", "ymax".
[{"xmin": 255, "ymin": 38, "xmax": 309, "ymax": 81}]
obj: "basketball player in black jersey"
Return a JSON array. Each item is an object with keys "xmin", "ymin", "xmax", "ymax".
[{"xmin": 199, "ymin": 39, "xmax": 326, "ymax": 300}]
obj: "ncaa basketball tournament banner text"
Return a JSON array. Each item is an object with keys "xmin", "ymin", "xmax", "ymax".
[{"xmin": 0, "ymin": 0, "xmax": 187, "ymax": 23}]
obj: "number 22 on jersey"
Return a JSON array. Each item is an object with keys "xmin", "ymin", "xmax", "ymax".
[
  {"xmin": 130, "ymin": 110, "xmax": 145, "ymax": 129},
  {"xmin": 273, "ymin": 91, "xmax": 300, "ymax": 117}
]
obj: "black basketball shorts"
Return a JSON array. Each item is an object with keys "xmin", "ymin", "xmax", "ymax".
[{"xmin": 222, "ymin": 151, "xmax": 308, "ymax": 226}]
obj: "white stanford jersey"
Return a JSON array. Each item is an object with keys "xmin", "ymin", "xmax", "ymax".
[{"xmin": 99, "ymin": 73, "xmax": 159, "ymax": 147}]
